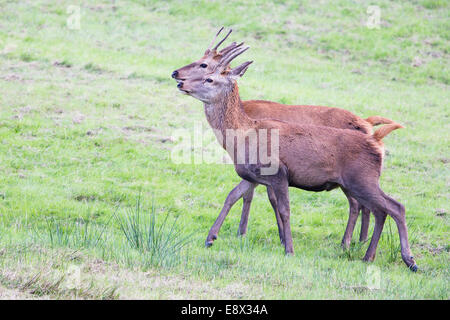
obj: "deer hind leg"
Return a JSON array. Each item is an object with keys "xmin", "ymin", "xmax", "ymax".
[
  {"xmin": 347, "ymin": 185, "xmax": 417, "ymax": 271},
  {"xmin": 266, "ymin": 185, "xmax": 285, "ymax": 245},
  {"xmin": 367, "ymin": 193, "xmax": 416, "ymax": 270},
  {"xmin": 379, "ymin": 192, "xmax": 417, "ymax": 271},
  {"xmin": 341, "ymin": 191, "xmax": 360, "ymax": 250},
  {"xmin": 237, "ymin": 183, "xmax": 256, "ymax": 237},
  {"xmin": 205, "ymin": 180, "xmax": 256, "ymax": 247}
]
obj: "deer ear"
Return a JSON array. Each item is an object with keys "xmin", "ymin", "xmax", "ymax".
[{"xmin": 230, "ymin": 61, "xmax": 253, "ymax": 78}]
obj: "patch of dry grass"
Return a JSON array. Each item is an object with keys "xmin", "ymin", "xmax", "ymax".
[{"xmin": 0, "ymin": 244, "xmax": 261, "ymax": 299}]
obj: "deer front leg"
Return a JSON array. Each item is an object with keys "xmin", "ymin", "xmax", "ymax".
[
  {"xmin": 237, "ymin": 182, "xmax": 257, "ymax": 237},
  {"xmin": 270, "ymin": 180, "xmax": 293, "ymax": 255},
  {"xmin": 266, "ymin": 186, "xmax": 285, "ymax": 245},
  {"xmin": 206, "ymin": 180, "xmax": 256, "ymax": 247}
]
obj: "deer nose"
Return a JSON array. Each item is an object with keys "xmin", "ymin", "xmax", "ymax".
[
  {"xmin": 177, "ymin": 82, "xmax": 183, "ymax": 88},
  {"xmin": 172, "ymin": 70, "xmax": 178, "ymax": 79}
]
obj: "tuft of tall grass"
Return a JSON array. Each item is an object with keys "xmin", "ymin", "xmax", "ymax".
[
  {"xmin": 33, "ymin": 217, "xmax": 110, "ymax": 249},
  {"xmin": 113, "ymin": 196, "xmax": 191, "ymax": 268},
  {"xmin": 385, "ymin": 218, "xmax": 400, "ymax": 263},
  {"xmin": 341, "ymin": 240, "xmax": 366, "ymax": 261}
]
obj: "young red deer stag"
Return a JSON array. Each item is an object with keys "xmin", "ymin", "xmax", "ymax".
[{"xmin": 176, "ymin": 45, "xmax": 417, "ymax": 271}]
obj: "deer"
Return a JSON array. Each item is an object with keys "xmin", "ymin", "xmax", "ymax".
[
  {"xmin": 172, "ymin": 28, "xmax": 396, "ymax": 250},
  {"xmin": 175, "ymin": 43, "xmax": 418, "ymax": 271}
]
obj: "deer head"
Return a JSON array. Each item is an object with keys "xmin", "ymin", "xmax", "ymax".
[
  {"xmin": 177, "ymin": 45, "xmax": 252, "ymax": 103},
  {"xmin": 171, "ymin": 27, "xmax": 243, "ymax": 81}
]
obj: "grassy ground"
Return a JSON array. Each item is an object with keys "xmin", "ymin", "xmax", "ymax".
[{"xmin": 0, "ymin": 0, "xmax": 448, "ymax": 299}]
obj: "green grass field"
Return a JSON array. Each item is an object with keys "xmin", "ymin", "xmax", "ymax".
[{"xmin": 0, "ymin": 0, "xmax": 448, "ymax": 299}]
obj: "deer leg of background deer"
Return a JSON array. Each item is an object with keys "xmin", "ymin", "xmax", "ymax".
[
  {"xmin": 205, "ymin": 180, "xmax": 255, "ymax": 247},
  {"xmin": 362, "ymin": 210, "xmax": 386, "ymax": 262},
  {"xmin": 266, "ymin": 186, "xmax": 285, "ymax": 245},
  {"xmin": 359, "ymin": 206, "xmax": 370, "ymax": 242},
  {"xmin": 237, "ymin": 183, "xmax": 257, "ymax": 236},
  {"xmin": 270, "ymin": 180, "xmax": 293, "ymax": 255},
  {"xmin": 341, "ymin": 192, "xmax": 360, "ymax": 250}
]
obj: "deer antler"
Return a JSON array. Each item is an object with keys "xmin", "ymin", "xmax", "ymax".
[
  {"xmin": 217, "ymin": 45, "xmax": 250, "ymax": 70},
  {"xmin": 212, "ymin": 28, "xmax": 233, "ymax": 52},
  {"xmin": 205, "ymin": 27, "xmax": 224, "ymax": 54},
  {"xmin": 219, "ymin": 41, "xmax": 244, "ymax": 56}
]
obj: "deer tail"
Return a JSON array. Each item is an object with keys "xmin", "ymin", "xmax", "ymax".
[
  {"xmin": 372, "ymin": 123, "xmax": 404, "ymax": 141},
  {"xmin": 365, "ymin": 116, "xmax": 395, "ymax": 126}
]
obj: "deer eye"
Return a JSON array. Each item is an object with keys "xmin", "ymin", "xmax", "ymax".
[
  {"xmin": 206, "ymin": 78, "xmax": 213, "ymax": 83},
  {"xmin": 200, "ymin": 63, "xmax": 207, "ymax": 68}
]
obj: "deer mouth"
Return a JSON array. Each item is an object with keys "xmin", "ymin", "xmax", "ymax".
[{"xmin": 178, "ymin": 88, "xmax": 191, "ymax": 94}]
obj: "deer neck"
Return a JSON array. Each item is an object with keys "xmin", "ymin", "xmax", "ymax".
[{"xmin": 203, "ymin": 81, "xmax": 254, "ymax": 137}]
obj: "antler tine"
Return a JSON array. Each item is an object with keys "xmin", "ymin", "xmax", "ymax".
[
  {"xmin": 219, "ymin": 45, "xmax": 250, "ymax": 69},
  {"xmin": 220, "ymin": 43, "xmax": 246, "ymax": 62},
  {"xmin": 219, "ymin": 41, "xmax": 244, "ymax": 56},
  {"xmin": 212, "ymin": 28, "xmax": 233, "ymax": 51},
  {"xmin": 206, "ymin": 27, "xmax": 224, "ymax": 52}
]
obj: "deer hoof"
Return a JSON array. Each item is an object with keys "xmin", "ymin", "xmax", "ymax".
[
  {"xmin": 205, "ymin": 234, "xmax": 217, "ymax": 247},
  {"xmin": 409, "ymin": 264, "xmax": 418, "ymax": 272}
]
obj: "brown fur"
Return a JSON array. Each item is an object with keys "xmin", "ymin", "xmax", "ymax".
[
  {"xmin": 214, "ymin": 84, "xmax": 392, "ymax": 191},
  {"xmin": 244, "ymin": 100, "xmax": 373, "ymax": 134}
]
